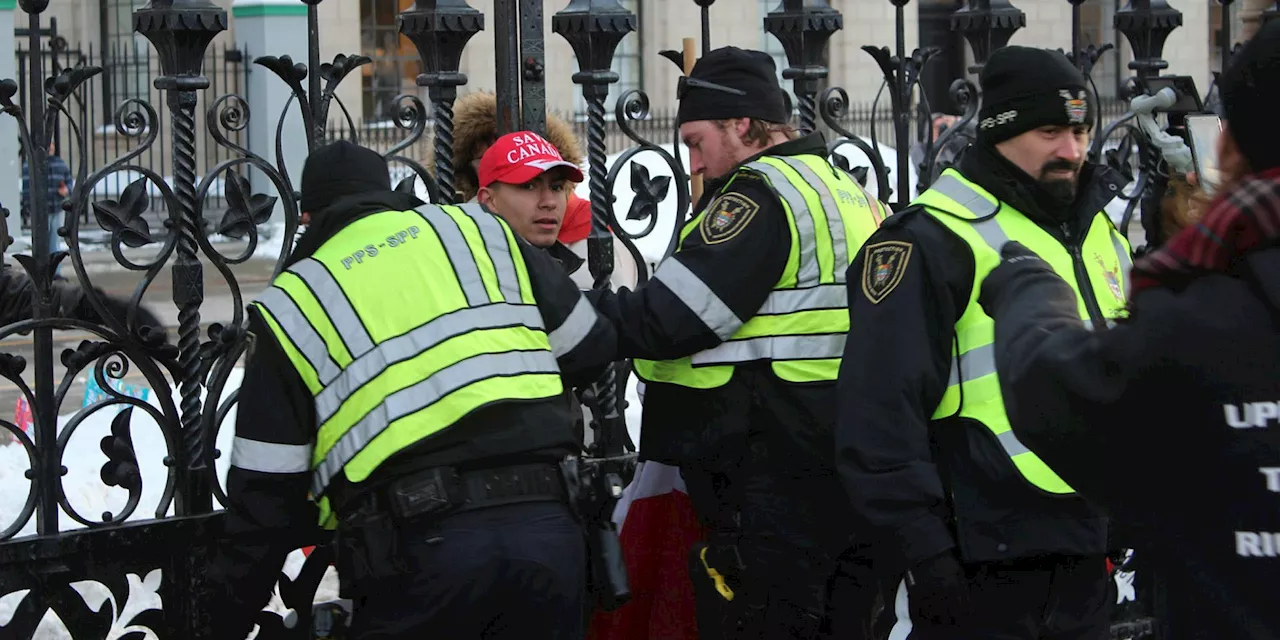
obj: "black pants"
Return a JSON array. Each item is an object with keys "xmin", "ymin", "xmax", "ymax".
[
  {"xmin": 342, "ymin": 501, "xmax": 588, "ymax": 640},
  {"xmin": 880, "ymin": 554, "xmax": 1114, "ymax": 639}
]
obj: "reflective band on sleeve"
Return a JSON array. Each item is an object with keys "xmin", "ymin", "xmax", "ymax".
[
  {"xmin": 946, "ymin": 342, "xmax": 997, "ymax": 387},
  {"xmin": 549, "ymin": 296, "xmax": 598, "ymax": 358},
  {"xmin": 690, "ymin": 333, "xmax": 845, "ymax": 366},
  {"xmin": 653, "ymin": 258, "xmax": 744, "ymax": 340},
  {"xmin": 775, "ymin": 157, "xmax": 849, "ymax": 275},
  {"xmin": 258, "ymin": 288, "xmax": 344, "ymax": 385},
  {"xmin": 290, "ymin": 258, "xmax": 375, "ymax": 359},
  {"xmin": 756, "ymin": 284, "xmax": 847, "ymax": 315},
  {"xmin": 231, "ymin": 437, "xmax": 313, "ymax": 474},
  {"xmin": 415, "ymin": 205, "xmax": 491, "ymax": 306},
  {"xmin": 925, "ymin": 174, "xmax": 1001, "ymax": 218},
  {"xmin": 746, "ymin": 161, "xmax": 821, "ymax": 286},
  {"xmin": 312, "ymin": 349, "xmax": 561, "ymax": 496},
  {"xmin": 459, "ymin": 203, "xmax": 523, "ymax": 304},
  {"xmin": 315, "ymin": 303, "xmax": 546, "ymax": 426},
  {"xmin": 970, "ymin": 217, "xmax": 1012, "ymax": 252},
  {"xmin": 997, "ymin": 430, "xmax": 1031, "ymax": 457},
  {"xmin": 1112, "ymin": 231, "xmax": 1132, "ymax": 287}
]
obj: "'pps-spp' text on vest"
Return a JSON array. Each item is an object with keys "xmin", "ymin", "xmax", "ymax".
[
  {"xmin": 633, "ymin": 153, "xmax": 889, "ymax": 389},
  {"xmin": 917, "ymin": 169, "xmax": 1133, "ymax": 495},
  {"xmin": 253, "ymin": 203, "xmax": 565, "ymax": 528}
]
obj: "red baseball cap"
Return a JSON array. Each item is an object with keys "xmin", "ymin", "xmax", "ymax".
[{"xmin": 478, "ymin": 131, "xmax": 585, "ymax": 188}]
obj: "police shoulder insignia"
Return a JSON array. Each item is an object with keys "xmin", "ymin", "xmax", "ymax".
[
  {"xmin": 699, "ymin": 192, "xmax": 760, "ymax": 245},
  {"xmin": 862, "ymin": 241, "xmax": 912, "ymax": 304}
]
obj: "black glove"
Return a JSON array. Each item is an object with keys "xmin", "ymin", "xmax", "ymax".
[
  {"xmin": 904, "ymin": 550, "xmax": 972, "ymax": 626},
  {"xmin": 977, "ymin": 241, "xmax": 1058, "ymax": 317}
]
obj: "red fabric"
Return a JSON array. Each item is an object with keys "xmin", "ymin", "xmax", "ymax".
[
  {"xmin": 478, "ymin": 131, "xmax": 584, "ymax": 188},
  {"xmin": 1131, "ymin": 167, "xmax": 1280, "ymax": 295},
  {"xmin": 560, "ymin": 193, "xmax": 593, "ymax": 244},
  {"xmin": 586, "ymin": 463, "xmax": 705, "ymax": 640}
]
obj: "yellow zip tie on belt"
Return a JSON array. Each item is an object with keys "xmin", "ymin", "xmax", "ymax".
[{"xmin": 699, "ymin": 546, "xmax": 735, "ymax": 601}]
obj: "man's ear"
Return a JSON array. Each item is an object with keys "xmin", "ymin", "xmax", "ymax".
[{"xmin": 477, "ymin": 186, "xmax": 497, "ymax": 209}]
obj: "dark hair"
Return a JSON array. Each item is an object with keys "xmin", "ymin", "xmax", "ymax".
[{"xmin": 1220, "ymin": 20, "xmax": 1280, "ymax": 172}]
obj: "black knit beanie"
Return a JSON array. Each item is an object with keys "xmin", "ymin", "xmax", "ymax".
[
  {"xmin": 977, "ymin": 46, "xmax": 1095, "ymax": 145},
  {"xmin": 677, "ymin": 46, "xmax": 790, "ymax": 126},
  {"xmin": 299, "ymin": 140, "xmax": 392, "ymax": 213},
  {"xmin": 1219, "ymin": 20, "xmax": 1280, "ymax": 172}
]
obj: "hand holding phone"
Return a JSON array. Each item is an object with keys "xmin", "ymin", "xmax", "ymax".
[{"xmin": 1186, "ymin": 114, "xmax": 1224, "ymax": 196}]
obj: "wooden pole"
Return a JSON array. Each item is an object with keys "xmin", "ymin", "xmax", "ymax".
[{"xmin": 683, "ymin": 36, "xmax": 703, "ymax": 205}]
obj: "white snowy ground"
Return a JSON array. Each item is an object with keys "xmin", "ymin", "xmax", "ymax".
[{"xmin": 2, "ymin": 140, "xmax": 1141, "ymax": 637}]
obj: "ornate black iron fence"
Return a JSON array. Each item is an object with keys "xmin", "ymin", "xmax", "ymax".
[{"xmin": 0, "ymin": 0, "xmax": 1238, "ymax": 638}]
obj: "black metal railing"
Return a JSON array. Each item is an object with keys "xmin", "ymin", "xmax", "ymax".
[{"xmin": 0, "ymin": 0, "xmax": 1236, "ymax": 637}]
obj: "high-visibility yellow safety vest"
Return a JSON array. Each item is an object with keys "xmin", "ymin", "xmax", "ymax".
[
  {"xmin": 252, "ymin": 203, "xmax": 564, "ymax": 528},
  {"xmin": 917, "ymin": 168, "xmax": 1133, "ymax": 495},
  {"xmin": 633, "ymin": 153, "xmax": 889, "ymax": 389}
]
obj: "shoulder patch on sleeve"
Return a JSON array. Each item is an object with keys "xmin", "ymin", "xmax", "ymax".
[
  {"xmin": 699, "ymin": 192, "xmax": 760, "ymax": 245},
  {"xmin": 861, "ymin": 241, "xmax": 913, "ymax": 304}
]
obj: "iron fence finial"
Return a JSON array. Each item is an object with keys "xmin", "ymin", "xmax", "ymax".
[
  {"xmin": 764, "ymin": 0, "xmax": 843, "ymax": 135},
  {"xmin": 1115, "ymin": 0, "xmax": 1183, "ymax": 81},
  {"xmin": 952, "ymin": 0, "xmax": 1026, "ymax": 74}
]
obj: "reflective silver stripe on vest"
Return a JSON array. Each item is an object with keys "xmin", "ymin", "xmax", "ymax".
[
  {"xmin": 773, "ymin": 157, "xmax": 849, "ymax": 275},
  {"xmin": 258, "ymin": 288, "xmax": 344, "ymax": 385},
  {"xmin": 312, "ymin": 349, "xmax": 560, "ymax": 496},
  {"xmin": 1112, "ymin": 230, "xmax": 1132, "ymax": 285},
  {"xmin": 230, "ymin": 437, "xmax": 312, "ymax": 474},
  {"xmin": 415, "ymin": 205, "xmax": 490, "ymax": 306},
  {"xmin": 947, "ymin": 342, "xmax": 997, "ymax": 387},
  {"xmin": 290, "ymin": 258, "xmax": 376, "ymax": 359},
  {"xmin": 756, "ymin": 284, "xmax": 847, "ymax": 315},
  {"xmin": 997, "ymin": 430, "xmax": 1031, "ymax": 458},
  {"xmin": 926, "ymin": 174, "xmax": 1001, "ymax": 218},
  {"xmin": 653, "ymin": 257, "xmax": 744, "ymax": 340},
  {"xmin": 690, "ymin": 333, "xmax": 845, "ymax": 366},
  {"xmin": 549, "ymin": 296, "xmax": 598, "ymax": 357},
  {"xmin": 746, "ymin": 161, "xmax": 820, "ymax": 285},
  {"xmin": 314, "ymin": 303, "xmax": 546, "ymax": 426},
  {"xmin": 459, "ymin": 203, "xmax": 523, "ymax": 304}
]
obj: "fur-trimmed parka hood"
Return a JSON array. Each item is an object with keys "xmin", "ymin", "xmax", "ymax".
[{"xmin": 426, "ymin": 91, "xmax": 585, "ymax": 202}]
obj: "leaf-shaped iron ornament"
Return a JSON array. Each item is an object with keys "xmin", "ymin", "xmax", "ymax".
[
  {"xmin": 92, "ymin": 179, "xmax": 153, "ymax": 248},
  {"xmin": 627, "ymin": 162, "xmax": 669, "ymax": 223},
  {"xmin": 99, "ymin": 408, "xmax": 143, "ymax": 518},
  {"xmin": 217, "ymin": 171, "xmax": 277, "ymax": 239}
]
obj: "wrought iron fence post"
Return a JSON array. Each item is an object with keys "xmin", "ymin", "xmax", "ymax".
[
  {"xmin": 952, "ymin": 0, "xmax": 1026, "ymax": 74},
  {"xmin": 764, "ymin": 0, "xmax": 843, "ymax": 136},
  {"xmin": 1114, "ymin": 0, "xmax": 1183, "ymax": 82},
  {"xmin": 1219, "ymin": 0, "xmax": 1237, "ymax": 70},
  {"xmin": 305, "ymin": 0, "xmax": 324, "ymax": 148},
  {"xmin": 552, "ymin": 0, "xmax": 635, "ymax": 458},
  {"xmin": 134, "ymin": 0, "xmax": 228, "ymax": 516},
  {"xmin": 16, "ymin": 0, "xmax": 59, "ymax": 537},
  {"xmin": 399, "ymin": 0, "xmax": 483, "ymax": 205}
]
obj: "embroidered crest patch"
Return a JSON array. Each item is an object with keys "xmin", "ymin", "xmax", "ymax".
[
  {"xmin": 862, "ymin": 241, "xmax": 912, "ymax": 304},
  {"xmin": 699, "ymin": 192, "xmax": 760, "ymax": 245},
  {"xmin": 1060, "ymin": 89, "xmax": 1089, "ymax": 124},
  {"xmin": 1095, "ymin": 254, "xmax": 1124, "ymax": 302}
]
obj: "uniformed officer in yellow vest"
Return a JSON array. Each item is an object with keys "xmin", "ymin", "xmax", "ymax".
[
  {"xmin": 835, "ymin": 46, "xmax": 1130, "ymax": 638},
  {"xmin": 585, "ymin": 46, "xmax": 890, "ymax": 638},
  {"xmin": 207, "ymin": 140, "xmax": 617, "ymax": 640}
]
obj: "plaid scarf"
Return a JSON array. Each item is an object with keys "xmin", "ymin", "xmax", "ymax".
[{"xmin": 1130, "ymin": 167, "xmax": 1280, "ymax": 295}]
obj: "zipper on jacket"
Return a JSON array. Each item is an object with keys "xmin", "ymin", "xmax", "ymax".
[{"xmin": 1061, "ymin": 221, "xmax": 1107, "ymax": 331}]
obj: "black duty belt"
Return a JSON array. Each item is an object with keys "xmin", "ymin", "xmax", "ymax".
[{"xmin": 353, "ymin": 462, "xmax": 567, "ymax": 522}]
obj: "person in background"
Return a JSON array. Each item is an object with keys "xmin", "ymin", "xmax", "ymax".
[
  {"xmin": 977, "ymin": 21, "xmax": 1280, "ymax": 639},
  {"xmin": 21, "ymin": 141, "xmax": 73, "ymax": 279},
  {"xmin": 431, "ymin": 91, "xmax": 637, "ymax": 291}
]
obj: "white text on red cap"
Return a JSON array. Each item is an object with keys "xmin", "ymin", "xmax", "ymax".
[{"xmin": 506, "ymin": 133, "xmax": 561, "ymax": 164}]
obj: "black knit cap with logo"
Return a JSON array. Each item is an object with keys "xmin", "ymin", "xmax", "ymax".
[
  {"xmin": 1219, "ymin": 19, "xmax": 1280, "ymax": 172},
  {"xmin": 976, "ymin": 46, "xmax": 1095, "ymax": 145},
  {"xmin": 677, "ymin": 46, "xmax": 790, "ymax": 126}
]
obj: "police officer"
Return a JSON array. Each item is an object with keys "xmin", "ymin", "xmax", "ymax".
[
  {"xmin": 207, "ymin": 140, "xmax": 617, "ymax": 640},
  {"xmin": 586, "ymin": 46, "xmax": 889, "ymax": 638},
  {"xmin": 836, "ymin": 46, "xmax": 1128, "ymax": 638},
  {"xmin": 978, "ymin": 22, "xmax": 1280, "ymax": 639}
]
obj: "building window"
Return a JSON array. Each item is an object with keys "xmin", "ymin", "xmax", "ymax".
[
  {"xmin": 360, "ymin": 0, "xmax": 422, "ymax": 123},
  {"xmin": 574, "ymin": 0, "xmax": 643, "ymax": 119},
  {"xmin": 760, "ymin": 0, "xmax": 793, "ymax": 97},
  {"xmin": 100, "ymin": 0, "xmax": 150, "ymax": 114}
]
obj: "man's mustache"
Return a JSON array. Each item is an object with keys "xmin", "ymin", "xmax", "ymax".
[{"xmin": 1040, "ymin": 160, "xmax": 1081, "ymax": 177}]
